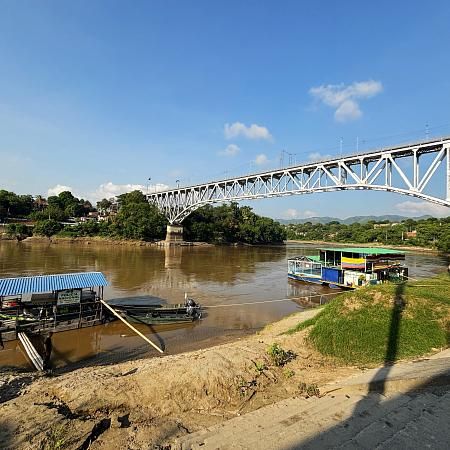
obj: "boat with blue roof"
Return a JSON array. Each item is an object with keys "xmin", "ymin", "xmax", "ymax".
[
  {"xmin": 288, "ymin": 247, "xmax": 408, "ymax": 289},
  {"xmin": 0, "ymin": 272, "xmax": 109, "ymax": 342}
]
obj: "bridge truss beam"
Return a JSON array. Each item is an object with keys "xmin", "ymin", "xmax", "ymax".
[{"xmin": 148, "ymin": 137, "xmax": 450, "ymax": 224}]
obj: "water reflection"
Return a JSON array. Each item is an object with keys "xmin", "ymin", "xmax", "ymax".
[{"xmin": 0, "ymin": 240, "xmax": 447, "ymax": 369}]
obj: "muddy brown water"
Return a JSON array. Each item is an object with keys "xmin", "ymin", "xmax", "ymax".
[{"xmin": 0, "ymin": 241, "xmax": 448, "ymax": 370}]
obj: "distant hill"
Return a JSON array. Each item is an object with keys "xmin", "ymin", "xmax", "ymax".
[{"xmin": 276, "ymin": 214, "xmax": 432, "ymax": 225}]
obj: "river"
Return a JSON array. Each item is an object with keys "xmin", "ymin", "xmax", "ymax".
[{"xmin": 0, "ymin": 240, "xmax": 448, "ymax": 369}]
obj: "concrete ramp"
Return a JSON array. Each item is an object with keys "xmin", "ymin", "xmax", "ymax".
[{"xmin": 18, "ymin": 332, "xmax": 44, "ymax": 371}]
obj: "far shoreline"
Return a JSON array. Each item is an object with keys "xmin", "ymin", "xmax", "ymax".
[
  {"xmin": 286, "ymin": 239, "xmax": 444, "ymax": 254},
  {"xmin": 1, "ymin": 234, "xmax": 447, "ymax": 255}
]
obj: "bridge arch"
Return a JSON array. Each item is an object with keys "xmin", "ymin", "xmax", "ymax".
[{"xmin": 148, "ymin": 137, "xmax": 450, "ymax": 225}]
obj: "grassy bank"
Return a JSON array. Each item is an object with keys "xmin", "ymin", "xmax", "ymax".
[{"xmin": 286, "ymin": 274, "xmax": 450, "ymax": 365}]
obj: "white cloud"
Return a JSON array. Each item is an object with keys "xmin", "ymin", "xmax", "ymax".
[
  {"xmin": 284, "ymin": 208, "xmax": 318, "ymax": 219},
  {"xmin": 90, "ymin": 181, "xmax": 169, "ymax": 202},
  {"xmin": 395, "ymin": 200, "xmax": 450, "ymax": 217},
  {"xmin": 334, "ymin": 100, "xmax": 362, "ymax": 122},
  {"xmin": 47, "ymin": 181, "xmax": 170, "ymax": 203},
  {"xmin": 309, "ymin": 80, "xmax": 383, "ymax": 122},
  {"xmin": 254, "ymin": 153, "xmax": 269, "ymax": 166},
  {"xmin": 219, "ymin": 144, "xmax": 240, "ymax": 157},
  {"xmin": 47, "ymin": 184, "xmax": 74, "ymax": 197},
  {"xmin": 224, "ymin": 122, "xmax": 272, "ymax": 141},
  {"xmin": 307, "ymin": 152, "xmax": 333, "ymax": 162}
]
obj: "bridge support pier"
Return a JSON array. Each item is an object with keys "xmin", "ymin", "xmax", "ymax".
[{"xmin": 165, "ymin": 224, "xmax": 184, "ymax": 243}]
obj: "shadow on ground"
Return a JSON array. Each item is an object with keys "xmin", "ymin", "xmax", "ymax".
[
  {"xmin": 0, "ymin": 421, "xmax": 13, "ymax": 450},
  {"xmin": 285, "ymin": 282, "xmax": 450, "ymax": 449}
]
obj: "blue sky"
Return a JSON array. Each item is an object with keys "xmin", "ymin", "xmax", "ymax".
[{"xmin": 1, "ymin": 0, "xmax": 450, "ymax": 219}]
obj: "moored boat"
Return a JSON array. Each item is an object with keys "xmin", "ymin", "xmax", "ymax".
[
  {"xmin": 0, "ymin": 272, "xmax": 108, "ymax": 342},
  {"xmin": 110, "ymin": 297, "xmax": 202, "ymax": 325},
  {"xmin": 288, "ymin": 247, "xmax": 408, "ymax": 290}
]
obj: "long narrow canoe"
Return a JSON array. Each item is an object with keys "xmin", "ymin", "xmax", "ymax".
[{"xmin": 111, "ymin": 302, "xmax": 202, "ymax": 325}]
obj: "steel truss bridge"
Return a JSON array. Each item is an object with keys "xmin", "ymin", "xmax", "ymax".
[{"xmin": 148, "ymin": 137, "xmax": 450, "ymax": 224}]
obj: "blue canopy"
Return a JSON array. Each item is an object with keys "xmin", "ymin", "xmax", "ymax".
[{"xmin": 0, "ymin": 272, "xmax": 108, "ymax": 297}]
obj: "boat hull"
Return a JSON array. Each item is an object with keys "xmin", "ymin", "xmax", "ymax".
[
  {"xmin": 123, "ymin": 314, "xmax": 196, "ymax": 325},
  {"xmin": 111, "ymin": 303, "xmax": 202, "ymax": 325},
  {"xmin": 288, "ymin": 273, "xmax": 355, "ymax": 290}
]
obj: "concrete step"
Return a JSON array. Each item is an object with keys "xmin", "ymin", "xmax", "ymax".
[
  {"xmin": 295, "ymin": 393, "xmax": 412, "ymax": 450},
  {"xmin": 177, "ymin": 393, "xmax": 366, "ymax": 449},
  {"xmin": 376, "ymin": 391, "xmax": 450, "ymax": 450},
  {"xmin": 336, "ymin": 392, "xmax": 439, "ymax": 450},
  {"xmin": 177, "ymin": 389, "xmax": 450, "ymax": 450},
  {"xmin": 178, "ymin": 397, "xmax": 310, "ymax": 449}
]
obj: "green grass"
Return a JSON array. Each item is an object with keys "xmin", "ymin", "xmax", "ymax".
[
  {"xmin": 287, "ymin": 274, "xmax": 450, "ymax": 365},
  {"xmin": 284, "ymin": 313, "xmax": 323, "ymax": 335}
]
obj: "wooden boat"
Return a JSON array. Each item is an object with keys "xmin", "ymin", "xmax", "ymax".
[
  {"xmin": 111, "ymin": 298, "xmax": 202, "ymax": 325},
  {"xmin": 288, "ymin": 247, "xmax": 408, "ymax": 290}
]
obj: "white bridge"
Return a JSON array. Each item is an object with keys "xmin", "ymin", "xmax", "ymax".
[{"xmin": 148, "ymin": 136, "xmax": 450, "ymax": 224}]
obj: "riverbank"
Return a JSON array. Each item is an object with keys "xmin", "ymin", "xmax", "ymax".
[
  {"xmin": 1, "ymin": 289, "xmax": 448, "ymax": 450},
  {"xmin": 0, "ymin": 308, "xmax": 359, "ymax": 449},
  {"xmin": 2, "ymin": 234, "xmax": 446, "ymax": 254},
  {"xmin": 286, "ymin": 239, "xmax": 443, "ymax": 254},
  {"xmin": 15, "ymin": 235, "xmax": 215, "ymax": 247},
  {"xmin": 286, "ymin": 273, "xmax": 450, "ymax": 365}
]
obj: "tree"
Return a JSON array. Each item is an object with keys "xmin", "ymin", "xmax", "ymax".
[
  {"xmin": 117, "ymin": 190, "xmax": 147, "ymax": 206},
  {"xmin": 113, "ymin": 192, "xmax": 167, "ymax": 241},
  {"xmin": 0, "ymin": 190, "xmax": 33, "ymax": 220},
  {"xmin": 183, "ymin": 203, "xmax": 286, "ymax": 244},
  {"xmin": 6, "ymin": 223, "xmax": 31, "ymax": 242},
  {"xmin": 47, "ymin": 195, "xmax": 62, "ymax": 209},
  {"xmin": 31, "ymin": 205, "xmax": 66, "ymax": 221},
  {"xmin": 33, "ymin": 220, "xmax": 63, "ymax": 238},
  {"xmin": 57, "ymin": 191, "xmax": 76, "ymax": 209},
  {"xmin": 97, "ymin": 198, "xmax": 112, "ymax": 212}
]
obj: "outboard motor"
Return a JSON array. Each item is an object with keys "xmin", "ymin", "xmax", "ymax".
[{"xmin": 185, "ymin": 294, "xmax": 200, "ymax": 318}]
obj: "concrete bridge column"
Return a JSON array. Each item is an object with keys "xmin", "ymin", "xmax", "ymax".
[{"xmin": 165, "ymin": 224, "xmax": 184, "ymax": 242}]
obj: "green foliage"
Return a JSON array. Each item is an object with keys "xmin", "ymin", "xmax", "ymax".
[
  {"xmin": 57, "ymin": 221, "xmax": 112, "ymax": 237},
  {"xmin": 41, "ymin": 191, "xmax": 92, "ymax": 220},
  {"xmin": 300, "ymin": 275, "xmax": 450, "ymax": 365},
  {"xmin": 266, "ymin": 343, "xmax": 296, "ymax": 367},
  {"xmin": 97, "ymin": 198, "xmax": 112, "ymax": 212},
  {"xmin": 34, "ymin": 219, "xmax": 63, "ymax": 238},
  {"xmin": 112, "ymin": 190, "xmax": 167, "ymax": 241},
  {"xmin": 297, "ymin": 382, "xmax": 320, "ymax": 397},
  {"xmin": 6, "ymin": 223, "xmax": 31, "ymax": 241},
  {"xmin": 252, "ymin": 360, "xmax": 267, "ymax": 374},
  {"xmin": 285, "ymin": 217, "xmax": 450, "ymax": 252},
  {"xmin": 235, "ymin": 375, "xmax": 257, "ymax": 397},
  {"xmin": 284, "ymin": 313, "xmax": 322, "ymax": 335},
  {"xmin": 117, "ymin": 189, "xmax": 147, "ymax": 206},
  {"xmin": 0, "ymin": 190, "xmax": 33, "ymax": 221},
  {"xmin": 31, "ymin": 205, "xmax": 66, "ymax": 222},
  {"xmin": 283, "ymin": 369, "xmax": 295, "ymax": 378},
  {"xmin": 184, "ymin": 203, "xmax": 286, "ymax": 244},
  {"xmin": 44, "ymin": 424, "xmax": 67, "ymax": 450}
]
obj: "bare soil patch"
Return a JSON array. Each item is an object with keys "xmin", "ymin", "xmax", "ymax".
[{"xmin": 0, "ymin": 309, "xmax": 359, "ymax": 449}]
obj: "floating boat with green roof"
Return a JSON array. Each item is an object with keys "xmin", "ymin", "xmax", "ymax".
[{"xmin": 288, "ymin": 247, "xmax": 408, "ymax": 289}]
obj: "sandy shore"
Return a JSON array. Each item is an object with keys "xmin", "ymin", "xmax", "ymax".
[{"xmin": 0, "ymin": 308, "xmax": 361, "ymax": 450}]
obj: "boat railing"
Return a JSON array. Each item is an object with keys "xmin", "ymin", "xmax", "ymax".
[{"xmin": 0, "ymin": 299, "xmax": 104, "ymax": 334}]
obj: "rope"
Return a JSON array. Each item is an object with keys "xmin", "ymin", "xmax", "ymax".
[
  {"xmin": 202, "ymin": 277, "xmax": 449, "ymax": 308},
  {"xmin": 203, "ymin": 292, "xmax": 340, "ymax": 308}
]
